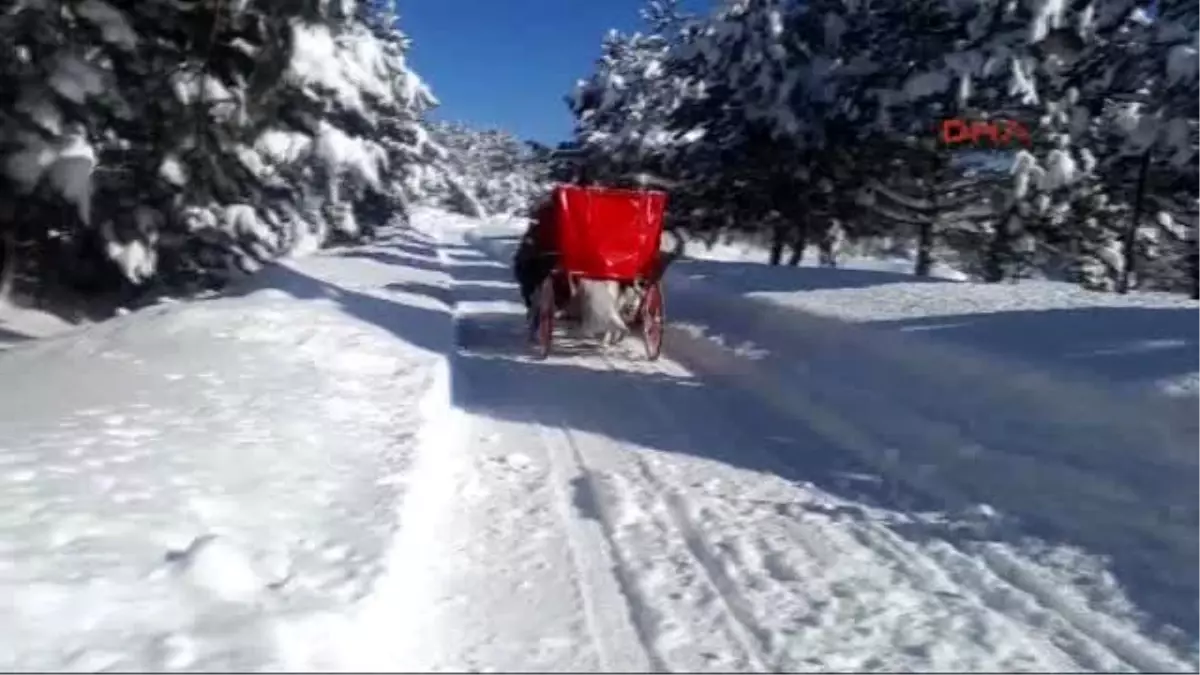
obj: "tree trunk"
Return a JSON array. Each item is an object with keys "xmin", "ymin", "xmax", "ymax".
[
  {"xmin": 786, "ymin": 221, "xmax": 808, "ymax": 266},
  {"xmin": 34, "ymin": 226, "xmax": 54, "ymax": 309},
  {"xmin": 768, "ymin": 220, "xmax": 786, "ymax": 266},
  {"xmin": 1189, "ymin": 229, "xmax": 1198, "ymax": 300},
  {"xmin": 915, "ymin": 178, "xmax": 941, "ymax": 278},
  {"xmin": 818, "ymin": 233, "xmax": 837, "ymax": 267},
  {"xmin": 0, "ymin": 230, "xmax": 14, "ymax": 305},
  {"xmin": 1117, "ymin": 149, "xmax": 1152, "ymax": 294},
  {"xmin": 914, "ymin": 220, "xmax": 934, "ymax": 277},
  {"xmin": 983, "ymin": 207, "xmax": 1018, "ymax": 283}
]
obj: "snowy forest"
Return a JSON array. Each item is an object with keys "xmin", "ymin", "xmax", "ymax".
[
  {"xmin": 0, "ymin": 0, "xmax": 546, "ymax": 316},
  {"xmin": 425, "ymin": 120, "xmax": 551, "ymax": 218},
  {"xmin": 568, "ymin": 0, "xmax": 1199, "ymax": 296},
  {"xmin": 0, "ymin": 0, "xmax": 1195, "ymax": 317}
]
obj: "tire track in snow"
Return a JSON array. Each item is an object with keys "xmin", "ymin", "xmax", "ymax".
[
  {"xmin": 737, "ymin": 380, "xmax": 1188, "ymax": 673},
  {"xmin": 549, "ymin": 349, "xmax": 767, "ymax": 672},
  {"xmin": 719, "ymin": 408, "xmax": 1141, "ymax": 672},
  {"xmin": 603, "ymin": 351, "xmax": 932, "ymax": 670},
  {"xmin": 633, "ymin": 457, "xmax": 779, "ymax": 671},
  {"xmin": 571, "ymin": 457, "xmax": 770, "ymax": 671},
  {"xmin": 602, "ymin": 347, "xmax": 1138, "ymax": 671},
  {"xmin": 534, "ymin": 416, "xmax": 656, "ymax": 673},
  {"xmin": 538, "ymin": 420, "xmax": 671, "ymax": 673},
  {"xmin": 836, "ymin": 517, "xmax": 1127, "ymax": 672},
  {"xmin": 632, "ymin": 327, "xmax": 1194, "ymax": 673},
  {"xmin": 584, "ymin": 350, "xmax": 777, "ymax": 671},
  {"xmin": 539, "ymin": 348, "xmax": 771, "ymax": 672},
  {"xmin": 442, "ymin": 243, "xmax": 648, "ymax": 671},
  {"xmin": 802, "ymin": 504, "xmax": 1132, "ymax": 671},
  {"xmin": 600, "ymin": 348, "xmax": 985, "ymax": 670}
]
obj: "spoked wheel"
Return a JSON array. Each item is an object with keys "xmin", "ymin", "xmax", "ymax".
[
  {"xmin": 641, "ymin": 281, "xmax": 664, "ymax": 361},
  {"xmin": 533, "ymin": 276, "xmax": 555, "ymax": 359}
]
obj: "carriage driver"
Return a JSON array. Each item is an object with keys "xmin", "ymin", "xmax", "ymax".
[
  {"xmin": 513, "ymin": 167, "xmax": 594, "ymax": 312},
  {"xmin": 513, "ymin": 194, "xmax": 557, "ymax": 311}
]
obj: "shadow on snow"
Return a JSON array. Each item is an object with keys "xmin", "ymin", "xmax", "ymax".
[
  {"xmin": 0, "ymin": 325, "xmax": 35, "ymax": 347},
  {"xmin": 672, "ymin": 257, "xmax": 950, "ymax": 293},
  {"xmin": 871, "ymin": 307, "xmax": 1199, "ymax": 391},
  {"xmin": 224, "ymin": 229, "xmax": 453, "ymax": 355}
]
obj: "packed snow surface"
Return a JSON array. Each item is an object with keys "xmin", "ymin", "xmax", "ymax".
[
  {"xmin": 0, "ymin": 208, "xmax": 1195, "ymax": 672},
  {"xmin": 0, "ymin": 226, "xmax": 453, "ymax": 671}
]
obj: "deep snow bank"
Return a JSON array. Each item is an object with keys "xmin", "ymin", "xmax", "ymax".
[
  {"xmin": 681, "ymin": 232, "xmax": 969, "ymax": 280},
  {"xmin": 0, "ymin": 300, "xmax": 81, "ymax": 351},
  {"xmin": 0, "ymin": 225, "xmax": 455, "ymax": 671},
  {"xmin": 673, "ymin": 256, "xmax": 1199, "ymax": 399}
]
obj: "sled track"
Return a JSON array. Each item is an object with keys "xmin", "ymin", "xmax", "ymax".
[
  {"xmin": 538, "ymin": 420, "xmax": 619, "ymax": 671},
  {"xmin": 634, "ymin": 457, "xmax": 776, "ymax": 671},
  {"xmin": 550, "ymin": 351, "xmax": 771, "ymax": 672},
  {"xmin": 601, "ymin": 348, "xmax": 1190, "ymax": 673},
  {"xmin": 583, "ymin": 349, "xmax": 776, "ymax": 671},
  {"xmin": 538, "ymin": 420, "xmax": 672, "ymax": 673},
  {"xmin": 841, "ymin": 515, "xmax": 1125, "ymax": 671}
]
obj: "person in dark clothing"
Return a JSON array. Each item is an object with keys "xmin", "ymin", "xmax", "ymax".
[
  {"xmin": 513, "ymin": 196, "xmax": 558, "ymax": 312},
  {"xmin": 514, "ymin": 168, "xmax": 586, "ymax": 310}
]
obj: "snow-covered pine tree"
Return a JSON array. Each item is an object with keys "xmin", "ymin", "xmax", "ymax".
[
  {"xmin": 952, "ymin": 0, "xmax": 1196, "ymax": 293},
  {"xmin": 798, "ymin": 0, "xmax": 1021, "ymax": 277},
  {"xmin": 352, "ymin": 0, "xmax": 446, "ymax": 233},
  {"xmin": 0, "ymin": 0, "xmax": 169, "ymax": 301},
  {"xmin": 568, "ymin": 0, "xmax": 1196, "ymax": 293},
  {"xmin": 570, "ymin": 0, "xmax": 696, "ymax": 185},
  {"xmin": 969, "ymin": 0, "xmax": 1195, "ymax": 290},
  {"xmin": 661, "ymin": 0, "xmax": 816, "ymax": 262},
  {"xmin": 1082, "ymin": 0, "xmax": 1198, "ymax": 293},
  {"xmin": 0, "ymin": 0, "xmax": 298, "ymax": 300},
  {"xmin": 426, "ymin": 121, "xmax": 550, "ymax": 217},
  {"xmin": 0, "ymin": 0, "xmax": 447, "ymax": 309},
  {"xmin": 231, "ymin": 0, "xmax": 441, "ymax": 257}
]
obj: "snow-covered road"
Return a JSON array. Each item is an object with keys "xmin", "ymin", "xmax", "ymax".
[
  {"xmin": 372, "ymin": 215, "xmax": 1196, "ymax": 673},
  {"xmin": 0, "ymin": 210, "xmax": 1194, "ymax": 672}
]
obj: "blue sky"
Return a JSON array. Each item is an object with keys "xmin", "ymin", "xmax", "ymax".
[{"xmin": 399, "ymin": 0, "xmax": 710, "ymax": 145}]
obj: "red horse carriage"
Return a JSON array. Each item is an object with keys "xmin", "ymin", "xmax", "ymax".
[{"xmin": 526, "ymin": 183, "xmax": 669, "ymax": 361}]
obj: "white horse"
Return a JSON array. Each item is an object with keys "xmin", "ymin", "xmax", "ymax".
[
  {"xmin": 576, "ymin": 278, "xmax": 630, "ymax": 347},
  {"xmin": 573, "ymin": 227, "xmax": 686, "ymax": 348}
]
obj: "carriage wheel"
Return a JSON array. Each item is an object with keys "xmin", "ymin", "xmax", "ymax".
[
  {"xmin": 533, "ymin": 276, "xmax": 555, "ymax": 359},
  {"xmin": 641, "ymin": 281, "xmax": 664, "ymax": 361}
]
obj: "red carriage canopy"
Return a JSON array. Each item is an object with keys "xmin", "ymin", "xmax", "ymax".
[{"xmin": 543, "ymin": 184, "xmax": 668, "ymax": 281}]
